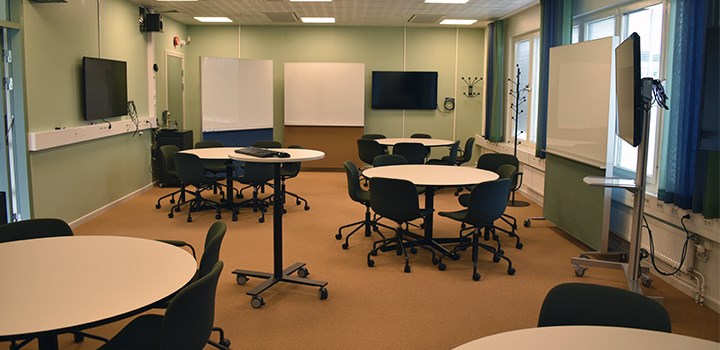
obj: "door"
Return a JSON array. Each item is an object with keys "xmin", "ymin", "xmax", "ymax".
[{"xmin": 165, "ymin": 52, "xmax": 184, "ymax": 130}]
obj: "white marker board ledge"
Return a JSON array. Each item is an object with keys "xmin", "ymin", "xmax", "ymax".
[{"xmin": 28, "ymin": 118, "xmax": 157, "ymax": 151}]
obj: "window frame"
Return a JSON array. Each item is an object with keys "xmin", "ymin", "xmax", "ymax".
[{"xmin": 507, "ymin": 30, "xmax": 541, "ymax": 148}]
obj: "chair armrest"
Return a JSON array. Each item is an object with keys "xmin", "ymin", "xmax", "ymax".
[
  {"xmin": 157, "ymin": 239, "xmax": 196, "ymax": 259},
  {"xmin": 513, "ymin": 172, "xmax": 524, "ymax": 192}
]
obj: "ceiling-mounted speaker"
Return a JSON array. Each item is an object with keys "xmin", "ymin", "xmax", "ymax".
[{"xmin": 144, "ymin": 13, "xmax": 163, "ymax": 32}]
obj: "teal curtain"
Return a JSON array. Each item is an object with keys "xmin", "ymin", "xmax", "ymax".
[
  {"xmin": 535, "ymin": 0, "xmax": 572, "ymax": 158},
  {"xmin": 483, "ymin": 20, "xmax": 505, "ymax": 142},
  {"xmin": 658, "ymin": 0, "xmax": 718, "ymax": 218}
]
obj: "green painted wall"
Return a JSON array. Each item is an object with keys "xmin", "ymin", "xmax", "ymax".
[
  {"xmin": 183, "ymin": 25, "xmax": 485, "ymax": 156},
  {"xmin": 23, "ymin": 0, "xmax": 152, "ymax": 221}
]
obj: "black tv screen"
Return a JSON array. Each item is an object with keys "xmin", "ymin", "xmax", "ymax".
[
  {"xmin": 615, "ymin": 33, "xmax": 643, "ymax": 147},
  {"xmin": 82, "ymin": 57, "xmax": 128, "ymax": 121},
  {"xmin": 371, "ymin": 71, "xmax": 438, "ymax": 110}
]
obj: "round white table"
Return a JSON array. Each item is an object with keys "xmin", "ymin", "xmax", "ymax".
[
  {"xmin": 453, "ymin": 326, "xmax": 719, "ymax": 350},
  {"xmin": 228, "ymin": 148, "xmax": 329, "ymax": 308},
  {"xmin": 0, "ymin": 235, "xmax": 197, "ymax": 350},
  {"xmin": 375, "ymin": 138, "xmax": 454, "ymax": 147},
  {"xmin": 362, "ymin": 165, "xmax": 498, "ymax": 255}
]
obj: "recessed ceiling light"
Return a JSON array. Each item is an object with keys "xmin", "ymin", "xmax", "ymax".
[
  {"xmin": 156, "ymin": 0, "xmax": 197, "ymax": 2},
  {"xmin": 425, "ymin": 0, "xmax": 469, "ymax": 4},
  {"xmin": 440, "ymin": 19, "xmax": 477, "ymax": 25},
  {"xmin": 194, "ymin": 17, "xmax": 233, "ymax": 23},
  {"xmin": 291, "ymin": 0, "xmax": 332, "ymax": 2},
  {"xmin": 300, "ymin": 17, "xmax": 335, "ymax": 23}
]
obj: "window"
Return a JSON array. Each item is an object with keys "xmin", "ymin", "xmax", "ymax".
[
  {"xmin": 573, "ymin": 2, "xmax": 665, "ymax": 191},
  {"xmin": 508, "ymin": 32, "xmax": 540, "ymax": 145}
]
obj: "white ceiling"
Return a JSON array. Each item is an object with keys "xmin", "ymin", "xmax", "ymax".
[{"xmin": 129, "ymin": 0, "xmax": 538, "ymax": 27}]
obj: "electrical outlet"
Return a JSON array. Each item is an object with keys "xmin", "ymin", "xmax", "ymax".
[
  {"xmin": 671, "ymin": 207, "xmax": 680, "ymax": 217},
  {"xmin": 655, "ymin": 201, "xmax": 664, "ymax": 210},
  {"xmin": 704, "ymin": 219, "xmax": 714, "ymax": 229}
]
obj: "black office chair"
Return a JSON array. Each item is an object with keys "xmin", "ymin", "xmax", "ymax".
[
  {"xmin": 237, "ymin": 162, "xmax": 275, "ymax": 223},
  {"xmin": 170, "ymin": 153, "xmax": 223, "ymax": 222},
  {"xmin": 410, "ymin": 133, "xmax": 432, "ymax": 159},
  {"xmin": 0, "ymin": 218, "xmax": 109, "ymax": 349},
  {"xmin": 538, "ymin": 282, "xmax": 671, "ymax": 332},
  {"xmin": 357, "ymin": 138, "xmax": 386, "ymax": 169},
  {"xmin": 458, "ymin": 164, "xmax": 523, "ymax": 250},
  {"xmin": 371, "ymin": 154, "xmax": 407, "ymax": 167},
  {"xmin": 336, "ymin": 161, "xmax": 384, "ymax": 249},
  {"xmin": 426, "ymin": 140, "xmax": 460, "ymax": 166},
  {"xmin": 252, "ymin": 140, "xmax": 282, "ymax": 148},
  {"xmin": 361, "ymin": 134, "xmax": 388, "ymax": 153},
  {"xmin": 98, "ymin": 261, "xmax": 227, "ymax": 350},
  {"xmin": 454, "ymin": 137, "xmax": 475, "ymax": 166},
  {"xmin": 194, "ymin": 141, "xmax": 231, "ymax": 200},
  {"xmin": 279, "ymin": 145, "xmax": 310, "ymax": 211},
  {"xmin": 437, "ymin": 178, "xmax": 516, "ymax": 281},
  {"xmin": 155, "ymin": 145, "xmax": 187, "ymax": 210},
  {"xmin": 392, "ymin": 142, "xmax": 426, "ymax": 164},
  {"xmin": 367, "ymin": 177, "xmax": 435, "ymax": 273},
  {"xmin": 154, "ymin": 221, "xmax": 230, "ymax": 349}
]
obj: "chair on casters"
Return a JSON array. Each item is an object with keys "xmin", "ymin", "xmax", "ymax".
[
  {"xmin": 426, "ymin": 140, "xmax": 460, "ymax": 165},
  {"xmin": 98, "ymin": 261, "xmax": 227, "ymax": 350},
  {"xmin": 155, "ymin": 145, "xmax": 187, "ymax": 210},
  {"xmin": 410, "ymin": 133, "xmax": 432, "ymax": 159},
  {"xmin": 361, "ymin": 134, "xmax": 388, "ymax": 153},
  {"xmin": 392, "ymin": 142, "xmax": 426, "ymax": 164},
  {"xmin": 454, "ymin": 137, "xmax": 475, "ymax": 166},
  {"xmin": 437, "ymin": 178, "xmax": 516, "ymax": 281},
  {"xmin": 236, "ymin": 162, "xmax": 275, "ymax": 223},
  {"xmin": 195, "ymin": 141, "xmax": 234, "ymax": 200},
  {"xmin": 252, "ymin": 140, "xmax": 282, "ymax": 148},
  {"xmin": 336, "ymin": 161, "xmax": 384, "ymax": 249},
  {"xmin": 538, "ymin": 282, "xmax": 671, "ymax": 332},
  {"xmin": 357, "ymin": 139, "xmax": 386, "ymax": 169},
  {"xmin": 170, "ymin": 153, "xmax": 223, "ymax": 222},
  {"xmin": 367, "ymin": 177, "xmax": 435, "ymax": 273},
  {"xmin": 279, "ymin": 145, "xmax": 310, "ymax": 211},
  {"xmin": 0, "ymin": 218, "xmax": 109, "ymax": 349}
]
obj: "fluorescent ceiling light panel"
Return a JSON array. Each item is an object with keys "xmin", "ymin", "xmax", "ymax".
[
  {"xmin": 156, "ymin": 0, "xmax": 197, "ymax": 2},
  {"xmin": 440, "ymin": 19, "xmax": 477, "ymax": 25},
  {"xmin": 291, "ymin": 0, "xmax": 332, "ymax": 2},
  {"xmin": 424, "ymin": 0, "xmax": 469, "ymax": 4},
  {"xmin": 194, "ymin": 17, "xmax": 233, "ymax": 23},
  {"xmin": 300, "ymin": 17, "xmax": 335, "ymax": 23}
]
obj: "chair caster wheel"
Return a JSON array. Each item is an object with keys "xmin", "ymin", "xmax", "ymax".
[
  {"xmin": 367, "ymin": 259, "xmax": 375, "ymax": 267},
  {"xmin": 187, "ymin": 217, "xmax": 193, "ymax": 223},
  {"xmin": 404, "ymin": 265, "xmax": 411, "ymax": 273},
  {"xmin": 410, "ymin": 247, "xmax": 418, "ymax": 254},
  {"xmin": 304, "ymin": 205, "xmax": 310, "ymax": 210},
  {"xmin": 472, "ymin": 273, "xmax": 481, "ymax": 281},
  {"xmin": 236, "ymin": 275, "xmax": 248, "ymax": 285},
  {"xmin": 297, "ymin": 267, "xmax": 309, "ymax": 278},
  {"xmin": 168, "ymin": 212, "xmax": 174, "ymax": 218},
  {"xmin": 232, "ymin": 215, "xmax": 238, "ymax": 222},
  {"xmin": 370, "ymin": 250, "xmax": 377, "ymax": 256},
  {"xmin": 318, "ymin": 287, "xmax": 328, "ymax": 300},
  {"xmin": 250, "ymin": 296, "xmax": 264, "ymax": 309},
  {"xmin": 432, "ymin": 257, "xmax": 439, "ymax": 265},
  {"xmin": 170, "ymin": 199, "xmax": 176, "ymax": 204},
  {"xmin": 438, "ymin": 262, "xmax": 446, "ymax": 271},
  {"xmin": 259, "ymin": 217, "xmax": 265, "ymax": 223},
  {"xmin": 452, "ymin": 253, "xmax": 461, "ymax": 260},
  {"xmin": 524, "ymin": 219, "xmax": 532, "ymax": 227},
  {"xmin": 155, "ymin": 204, "xmax": 161, "ymax": 209},
  {"xmin": 335, "ymin": 233, "xmax": 342, "ymax": 240},
  {"xmin": 215, "ymin": 214, "xmax": 221, "ymax": 219},
  {"xmin": 341, "ymin": 243, "xmax": 349, "ymax": 250},
  {"xmin": 175, "ymin": 207, "xmax": 181, "ymax": 212},
  {"xmin": 493, "ymin": 255, "xmax": 500, "ymax": 263},
  {"xmin": 508, "ymin": 267, "xmax": 516, "ymax": 275},
  {"xmin": 516, "ymin": 242, "xmax": 524, "ymax": 249},
  {"xmin": 219, "ymin": 338, "xmax": 231, "ymax": 347},
  {"xmin": 73, "ymin": 333, "xmax": 84, "ymax": 343},
  {"xmin": 498, "ymin": 249, "xmax": 504, "ymax": 255}
]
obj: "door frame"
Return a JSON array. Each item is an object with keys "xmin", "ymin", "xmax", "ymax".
[{"xmin": 164, "ymin": 50, "xmax": 185, "ymax": 130}]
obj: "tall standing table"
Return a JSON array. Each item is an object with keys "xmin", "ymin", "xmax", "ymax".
[
  {"xmin": 229, "ymin": 148, "xmax": 328, "ymax": 308},
  {"xmin": 362, "ymin": 165, "xmax": 498, "ymax": 256},
  {"xmin": 0, "ymin": 236, "xmax": 197, "ymax": 350}
]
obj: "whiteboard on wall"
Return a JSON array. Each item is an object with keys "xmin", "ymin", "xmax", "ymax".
[
  {"xmin": 200, "ymin": 57, "xmax": 273, "ymax": 132},
  {"xmin": 546, "ymin": 37, "xmax": 617, "ymax": 169},
  {"xmin": 284, "ymin": 62, "xmax": 365, "ymax": 127}
]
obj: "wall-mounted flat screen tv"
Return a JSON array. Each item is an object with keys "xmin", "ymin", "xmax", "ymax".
[
  {"xmin": 615, "ymin": 33, "xmax": 643, "ymax": 147},
  {"xmin": 82, "ymin": 57, "xmax": 128, "ymax": 121},
  {"xmin": 371, "ymin": 71, "xmax": 438, "ymax": 110}
]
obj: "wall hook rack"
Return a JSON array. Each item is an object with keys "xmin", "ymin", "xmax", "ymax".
[{"xmin": 462, "ymin": 76, "xmax": 483, "ymax": 97}]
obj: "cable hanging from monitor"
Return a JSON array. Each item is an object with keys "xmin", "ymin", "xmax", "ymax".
[{"xmin": 647, "ymin": 79, "xmax": 669, "ymax": 111}]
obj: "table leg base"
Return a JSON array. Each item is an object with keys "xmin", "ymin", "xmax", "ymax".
[{"xmin": 232, "ymin": 262, "xmax": 328, "ymax": 305}]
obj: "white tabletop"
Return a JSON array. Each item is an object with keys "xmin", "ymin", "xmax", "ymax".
[
  {"xmin": 376, "ymin": 138, "xmax": 455, "ymax": 147},
  {"xmin": 453, "ymin": 326, "xmax": 719, "ymax": 350},
  {"xmin": 362, "ymin": 165, "xmax": 498, "ymax": 187},
  {"xmin": 0, "ymin": 236, "xmax": 197, "ymax": 338},
  {"xmin": 182, "ymin": 147, "xmax": 325, "ymax": 163}
]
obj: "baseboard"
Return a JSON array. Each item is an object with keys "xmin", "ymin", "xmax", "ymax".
[{"xmin": 69, "ymin": 183, "xmax": 155, "ymax": 228}]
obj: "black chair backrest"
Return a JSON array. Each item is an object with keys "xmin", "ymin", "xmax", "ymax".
[
  {"xmin": 369, "ymin": 177, "xmax": 422, "ymax": 224},
  {"xmin": 361, "ymin": 134, "xmax": 386, "ymax": 140},
  {"xmin": 241, "ymin": 162, "xmax": 274, "ymax": 184},
  {"xmin": 463, "ymin": 178, "xmax": 511, "ymax": 227},
  {"xmin": 372, "ymin": 154, "xmax": 408, "ymax": 167},
  {"xmin": 392, "ymin": 142, "xmax": 426, "ymax": 164},
  {"xmin": 357, "ymin": 139, "xmax": 385, "ymax": 165},
  {"xmin": 253, "ymin": 140, "xmax": 282, "ymax": 148},
  {"xmin": 198, "ymin": 221, "xmax": 226, "ymax": 279},
  {"xmin": 281, "ymin": 145, "xmax": 303, "ymax": 176},
  {"xmin": 496, "ymin": 164, "xmax": 517, "ymax": 181},
  {"xmin": 457, "ymin": 137, "xmax": 475, "ymax": 165},
  {"xmin": 476, "ymin": 153, "xmax": 519, "ymax": 173},
  {"xmin": 0, "ymin": 218, "xmax": 73, "ymax": 243},
  {"xmin": 162, "ymin": 261, "xmax": 223, "ymax": 350},
  {"xmin": 410, "ymin": 133, "xmax": 432, "ymax": 139},
  {"xmin": 343, "ymin": 161, "xmax": 367, "ymax": 204},
  {"xmin": 195, "ymin": 141, "xmax": 224, "ymax": 149},
  {"xmin": 446, "ymin": 140, "xmax": 461, "ymax": 165},
  {"xmin": 537, "ymin": 282, "xmax": 672, "ymax": 332},
  {"xmin": 159, "ymin": 145, "xmax": 181, "ymax": 175},
  {"xmin": 174, "ymin": 153, "xmax": 211, "ymax": 185}
]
